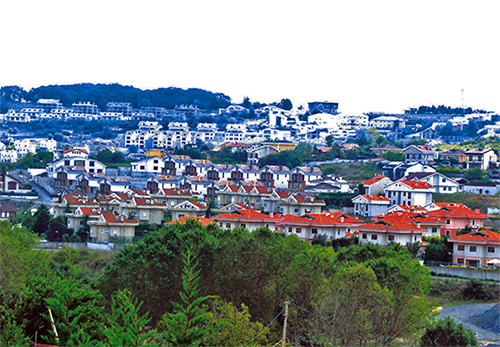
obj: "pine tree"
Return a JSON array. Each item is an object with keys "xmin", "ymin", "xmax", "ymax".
[{"xmin": 160, "ymin": 247, "xmax": 210, "ymax": 346}]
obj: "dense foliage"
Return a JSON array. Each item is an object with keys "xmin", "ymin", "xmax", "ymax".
[
  {"xmin": 421, "ymin": 316, "xmax": 479, "ymax": 347},
  {"xmin": 1, "ymin": 84, "xmax": 231, "ymax": 111},
  {"xmin": 1, "ymin": 219, "xmax": 441, "ymax": 346}
]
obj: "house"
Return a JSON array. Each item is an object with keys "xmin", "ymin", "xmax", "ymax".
[
  {"xmin": 360, "ymin": 176, "xmax": 392, "ymax": 195},
  {"xmin": 357, "ymin": 220, "xmax": 425, "ymax": 246},
  {"xmin": 370, "ymin": 144, "xmax": 403, "ymax": 156},
  {"xmin": 66, "ymin": 206, "xmax": 102, "ymax": 231},
  {"xmin": 373, "ymin": 211, "xmax": 443, "ymax": 237},
  {"xmin": 404, "ymin": 172, "xmax": 460, "ymax": 194},
  {"xmin": 247, "ymin": 145, "xmax": 280, "ymax": 165},
  {"xmin": 88, "ymin": 211, "xmax": 138, "ymax": 242},
  {"xmin": 287, "ymin": 166, "xmax": 323, "ymax": 191},
  {"xmin": 260, "ymin": 190, "xmax": 325, "ymax": 216},
  {"xmin": 131, "ymin": 157, "xmax": 164, "ymax": 176},
  {"xmin": 461, "ymin": 182, "xmax": 500, "ymax": 196},
  {"xmin": 438, "ymin": 149, "xmax": 466, "ymax": 165},
  {"xmin": 305, "ymin": 175, "xmax": 351, "ymax": 194},
  {"xmin": 427, "ymin": 202, "xmax": 489, "ymax": 237},
  {"xmin": 258, "ymin": 166, "xmax": 291, "ymax": 188},
  {"xmin": 120, "ymin": 197, "xmax": 168, "ymax": 225},
  {"xmin": 0, "ymin": 202, "xmax": 18, "ymax": 220},
  {"xmin": 170, "ymin": 200, "xmax": 208, "ymax": 221},
  {"xmin": 464, "ymin": 148, "xmax": 497, "ymax": 170},
  {"xmin": 52, "ymin": 193, "xmax": 99, "ymax": 216},
  {"xmin": 212, "ymin": 209, "xmax": 277, "ymax": 232},
  {"xmin": 448, "ymin": 230, "xmax": 500, "ymax": 267},
  {"xmin": 382, "ymin": 161, "xmax": 436, "ymax": 181},
  {"xmin": 150, "ymin": 188, "xmax": 194, "ymax": 208},
  {"xmin": 402, "ymin": 145, "xmax": 437, "ymax": 165},
  {"xmin": 0, "ymin": 173, "xmax": 32, "ymax": 194},
  {"xmin": 352, "ymin": 195, "xmax": 390, "ymax": 217},
  {"xmin": 384, "ymin": 180, "xmax": 434, "ymax": 207},
  {"xmin": 278, "ymin": 212, "xmax": 363, "ymax": 241},
  {"xmin": 47, "ymin": 148, "xmax": 106, "ymax": 177}
]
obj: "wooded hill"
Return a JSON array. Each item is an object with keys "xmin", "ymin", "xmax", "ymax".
[{"xmin": 1, "ymin": 84, "xmax": 232, "ymax": 111}]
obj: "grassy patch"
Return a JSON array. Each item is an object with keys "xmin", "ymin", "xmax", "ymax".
[
  {"xmin": 428, "ymin": 278, "xmax": 500, "ymax": 306},
  {"xmin": 319, "ymin": 161, "xmax": 382, "ymax": 187}
]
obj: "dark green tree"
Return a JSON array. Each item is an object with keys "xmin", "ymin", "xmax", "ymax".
[
  {"xmin": 159, "ymin": 247, "xmax": 210, "ymax": 346},
  {"xmin": 32, "ymin": 204, "xmax": 51, "ymax": 235},
  {"xmin": 102, "ymin": 289, "xmax": 153, "ymax": 346}
]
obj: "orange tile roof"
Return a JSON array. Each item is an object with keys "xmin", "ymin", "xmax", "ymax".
[
  {"xmin": 162, "ymin": 188, "xmax": 193, "ymax": 196},
  {"xmin": 449, "ymin": 230, "xmax": 500, "ymax": 243},
  {"xmin": 214, "ymin": 209, "xmax": 276, "ymax": 222},
  {"xmin": 77, "ymin": 207, "xmax": 102, "ymax": 216},
  {"xmin": 390, "ymin": 204, "xmax": 427, "ymax": 212},
  {"xmin": 358, "ymin": 220, "xmax": 426, "ymax": 233},
  {"xmin": 398, "ymin": 180, "xmax": 433, "ymax": 189},
  {"xmin": 380, "ymin": 211, "xmax": 442, "ymax": 224},
  {"xmin": 359, "ymin": 195, "xmax": 390, "ymax": 202},
  {"xmin": 101, "ymin": 212, "xmax": 138, "ymax": 224},
  {"xmin": 63, "ymin": 194, "xmax": 98, "ymax": 206},
  {"xmin": 362, "ymin": 176, "xmax": 388, "ymax": 185},
  {"xmin": 167, "ymin": 216, "xmax": 214, "ymax": 226},
  {"xmin": 428, "ymin": 203, "xmax": 488, "ymax": 219},
  {"xmin": 63, "ymin": 148, "xmax": 88, "ymax": 154}
]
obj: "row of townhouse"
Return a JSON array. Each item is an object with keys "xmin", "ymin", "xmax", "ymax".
[
  {"xmin": 135, "ymin": 153, "xmax": 323, "ymax": 191},
  {"xmin": 403, "ymin": 145, "xmax": 498, "ymax": 170}
]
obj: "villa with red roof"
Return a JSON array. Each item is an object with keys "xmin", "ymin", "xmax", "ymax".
[
  {"xmin": 448, "ymin": 230, "xmax": 500, "ymax": 267},
  {"xmin": 213, "ymin": 209, "xmax": 278, "ymax": 231},
  {"xmin": 402, "ymin": 145, "xmax": 437, "ymax": 165},
  {"xmin": 427, "ymin": 203, "xmax": 489, "ymax": 237},
  {"xmin": 374, "ymin": 211, "xmax": 443, "ymax": 237},
  {"xmin": 360, "ymin": 176, "xmax": 392, "ymax": 195},
  {"xmin": 352, "ymin": 195, "xmax": 390, "ymax": 217},
  {"xmin": 278, "ymin": 212, "xmax": 364, "ymax": 240},
  {"xmin": 88, "ymin": 211, "xmax": 139, "ymax": 242},
  {"xmin": 383, "ymin": 180, "xmax": 433, "ymax": 206},
  {"xmin": 121, "ymin": 197, "xmax": 168, "ymax": 224},
  {"xmin": 358, "ymin": 220, "xmax": 425, "ymax": 246}
]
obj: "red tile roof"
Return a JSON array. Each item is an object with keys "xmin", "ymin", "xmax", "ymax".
[
  {"xmin": 77, "ymin": 207, "xmax": 102, "ymax": 216},
  {"xmin": 63, "ymin": 148, "xmax": 88, "ymax": 154},
  {"xmin": 167, "ymin": 216, "xmax": 214, "ymax": 226},
  {"xmin": 214, "ymin": 209, "xmax": 276, "ymax": 222},
  {"xmin": 162, "ymin": 188, "xmax": 193, "ymax": 196},
  {"xmin": 362, "ymin": 176, "xmax": 388, "ymax": 185},
  {"xmin": 358, "ymin": 220, "xmax": 426, "ymax": 233},
  {"xmin": 428, "ymin": 203, "xmax": 488, "ymax": 219},
  {"xmin": 101, "ymin": 212, "xmax": 138, "ymax": 224},
  {"xmin": 63, "ymin": 194, "xmax": 98, "ymax": 206},
  {"xmin": 449, "ymin": 230, "xmax": 500, "ymax": 243},
  {"xmin": 359, "ymin": 195, "xmax": 390, "ymax": 202},
  {"xmin": 398, "ymin": 180, "xmax": 433, "ymax": 189}
]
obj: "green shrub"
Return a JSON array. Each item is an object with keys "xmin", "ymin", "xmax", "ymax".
[{"xmin": 462, "ymin": 279, "xmax": 494, "ymax": 301}]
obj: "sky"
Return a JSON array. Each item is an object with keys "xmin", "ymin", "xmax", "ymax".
[{"xmin": 1, "ymin": 0, "xmax": 499, "ymax": 114}]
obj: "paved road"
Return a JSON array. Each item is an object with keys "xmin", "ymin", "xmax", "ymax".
[{"xmin": 439, "ymin": 303, "xmax": 500, "ymax": 345}]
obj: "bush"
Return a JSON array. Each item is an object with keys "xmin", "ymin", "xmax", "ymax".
[
  {"xmin": 421, "ymin": 316, "xmax": 479, "ymax": 347},
  {"xmin": 462, "ymin": 279, "xmax": 494, "ymax": 301}
]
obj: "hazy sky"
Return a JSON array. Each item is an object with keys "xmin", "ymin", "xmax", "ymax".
[{"xmin": 2, "ymin": 0, "xmax": 499, "ymax": 114}]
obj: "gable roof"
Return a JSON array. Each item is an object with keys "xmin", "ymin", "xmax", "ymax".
[
  {"xmin": 356, "ymin": 195, "xmax": 390, "ymax": 202},
  {"xmin": 449, "ymin": 230, "xmax": 500, "ymax": 243},
  {"xmin": 358, "ymin": 220, "xmax": 426, "ymax": 233},
  {"xmin": 214, "ymin": 209, "xmax": 276, "ymax": 222},
  {"xmin": 100, "ymin": 211, "xmax": 138, "ymax": 224},
  {"xmin": 362, "ymin": 176, "xmax": 389, "ymax": 186},
  {"xmin": 167, "ymin": 216, "xmax": 214, "ymax": 226},
  {"xmin": 428, "ymin": 203, "xmax": 488, "ymax": 219}
]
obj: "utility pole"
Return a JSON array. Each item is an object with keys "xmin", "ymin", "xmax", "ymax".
[{"xmin": 281, "ymin": 301, "xmax": 289, "ymax": 347}]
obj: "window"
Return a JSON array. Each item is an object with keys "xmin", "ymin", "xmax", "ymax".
[
  {"xmin": 457, "ymin": 258, "xmax": 464, "ymax": 264},
  {"xmin": 446, "ymin": 219, "xmax": 451, "ymax": 224},
  {"xmin": 226, "ymin": 223, "xmax": 231, "ymax": 229},
  {"xmin": 388, "ymin": 235, "xmax": 395, "ymax": 241},
  {"xmin": 140, "ymin": 166, "xmax": 145, "ymax": 170},
  {"xmin": 89, "ymin": 161, "xmax": 95, "ymax": 167},
  {"xmin": 154, "ymin": 166, "xmax": 158, "ymax": 171},
  {"xmin": 296, "ymin": 228, "xmax": 302, "ymax": 233},
  {"xmin": 294, "ymin": 208, "xmax": 299, "ymax": 213},
  {"xmin": 219, "ymin": 222, "xmax": 223, "ymax": 227},
  {"xmin": 362, "ymin": 233, "xmax": 367, "ymax": 239},
  {"xmin": 103, "ymin": 228, "xmax": 109, "ymax": 234},
  {"xmin": 64, "ymin": 160, "xmax": 70, "ymax": 166},
  {"xmin": 337, "ymin": 229, "xmax": 341, "ymax": 235},
  {"xmin": 241, "ymin": 224, "xmax": 246, "ymax": 228},
  {"xmin": 312, "ymin": 228, "xmax": 318, "ymax": 234},
  {"xmin": 470, "ymin": 246, "xmax": 477, "ymax": 252},
  {"xmin": 432, "ymin": 227, "xmax": 438, "ymax": 233},
  {"xmin": 371, "ymin": 234, "xmax": 377, "ymax": 240},
  {"xmin": 288, "ymin": 227, "xmax": 292, "ymax": 233},
  {"xmin": 457, "ymin": 245, "xmax": 465, "ymax": 251},
  {"xmin": 408, "ymin": 192, "xmax": 411, "ymax": 198},
  {"xmin": 488, "ymin": 246, "xmax": 495, "ymax": 253}
]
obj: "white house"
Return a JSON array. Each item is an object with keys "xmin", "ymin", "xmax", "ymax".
[
  {"xmin": 352, "ymin": 195, "xmax": 391, "ymax": 217},
  {"xmin": 404, "ymin": 172, "xmax": 460, "ymax": 194},
  {"xmin": 384, "ymin": 180, "xmax": 434, "ymax": 207}
]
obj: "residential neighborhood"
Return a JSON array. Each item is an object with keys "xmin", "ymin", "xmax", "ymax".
[{"xmin": 1, "ymin": 90, "xmax": 499, "ymax": 269}]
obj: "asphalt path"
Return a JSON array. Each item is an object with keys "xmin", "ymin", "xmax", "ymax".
[{"xmin": 439, "ymin": 303, "xmax": 500, "ymax": 346}]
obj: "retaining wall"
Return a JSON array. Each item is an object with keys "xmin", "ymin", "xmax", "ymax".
[{"xmin": 428, "ymin": 265, "xmax": 500, "ymax": 281}]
